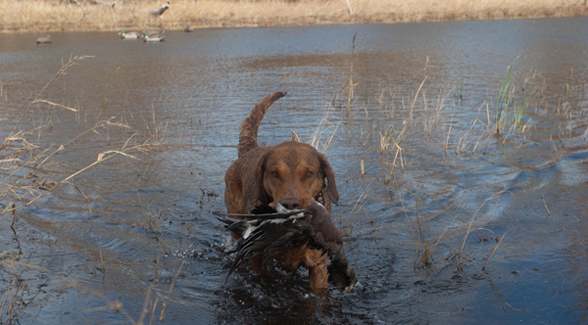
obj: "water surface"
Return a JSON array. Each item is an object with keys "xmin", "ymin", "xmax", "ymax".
[{"xmin": 1, "ymin": 17, "xmax": 588, "ymax": 324}]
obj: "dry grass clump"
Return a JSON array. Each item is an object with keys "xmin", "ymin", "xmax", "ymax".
[
  {"xmin": 0, "ymin": 55, "xmax": 165, "ymax": 219},
  {"xmin": 362, "ymin": 65, "xmax": 588, "ymax": 271},
  {"xmin": 0, "ymin": 0, "xmax": 352, "ymax": 32},
  {"xmin": 55, "ymin": 258, "xmax": 184, "ymax": 324},
  {"xmin": 0, "ymin": 252, "xmax": 26, "ymax": 324},
  {"xmin": 357, "ymin": 0, "xmax": 588, "ymax": 24},
  {"xmin": 0, "ymin": 55, "xmax": 169, "ymax": 323},
  {"xmin": 0, "ymin": 249, "xmax": 50, "ymax": 324},
  {"xmin": 0, "ymin": 0, "xmax": 587, "ymax": 32},
  {"xmin": 333, "ymin": 37, "xmax": 586, "ymax": 271}
]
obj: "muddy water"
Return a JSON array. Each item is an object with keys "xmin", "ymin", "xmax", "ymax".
[{"xmin": 1, "ymin": 17, "xmax": 588, "ymax": 324}]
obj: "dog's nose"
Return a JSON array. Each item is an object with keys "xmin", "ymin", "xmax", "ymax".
[{"xmin": 281, "ymin": 198, "xmax": 301, "ymax": 210}]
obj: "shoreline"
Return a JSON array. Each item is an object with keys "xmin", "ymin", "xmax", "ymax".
[{"xmin": 1, "ymin": 0, "xmax": 587, "ymax": 33}]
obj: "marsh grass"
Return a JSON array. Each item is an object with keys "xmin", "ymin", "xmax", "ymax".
[
  {"xmin": 0, "ymin": 253, "xmax": 26, "ymax": 324},
  {"xmin": 372, "ymin": 65, "xmax": 550, "ymax": 166},
  {"xmin": 494, "ymin": 66, "xmax": 514, "ymax": 135},
  {"xmin": 0, "ymin": 55, "xmax": 167, "ymax": 218},
  {"xmin": 2, "ymin": 0, "xmax": 587, "ymax": 32},
  {"xmin": 308, "ymin": 101, "xmax": 340, "ymax": 154},
  {"xmin": 547, "ymin": 78, "xmax": 588, "ymax": 140},
  {"xmin": 402, "ymin": 188, "xmax": 514, "ymax": 271},
  {"xmin": 0, "ymin": 249, "xmax": 50, "ymax": 324},
  {"xmin": 0, "ymin": 0, "xmax": 352, "ymax": 32},
  {"xmin": 494, "ymin": 65, "xmax": 536, "ymax": 136},
  {"xmin": 1, "ymin": 55, "xmax": 91, "ymax": 218},
  {"xmin": 344, "ymin": 31, "xmax": 358, "ymax": 117},
  {"xmin": 400, "ymin": 193, "xmax": 445, "ymax": 268},
  {"xmin": 334, "ymin": 183, "xmax": 370, "ymax": 237},
  {"xmin": 60, "ymin": 259, "xmax": 184, "ymax": 324},
  {"xmin": 374, "ymin": 76, "xmax": 459, "ymax": 184},
  {"xmin": 455, "ymin": 190, "xmax": 509, "ymax": 271},
  {"xmin": 136, "ymin": 193, "xmax": 172, "ymax": 254},
  {"xmin": 373, "ymin": 79, "xmax": 495, "ymax": 270},
  {"xmin": 351, "ymin": 62, "xmax": 588, "ymax": 272},
  {"xmin": 0, "ymin": 276, "xmax": 25, "ymax": 324},
  {"xmin": 375, "ymin": 67, "xmax": 588, "ymax": 271},
  {"xmin": 0, "ymin": 55, "xmax": 168, "ymax": 323},
  {"xmin": 482, "ymin": 228, "xmax": 510, "ymax": 270}
]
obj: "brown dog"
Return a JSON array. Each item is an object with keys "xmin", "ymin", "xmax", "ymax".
[{"xmin": 224, "ymin": 92, "xmax": 340, "ymax": 291}]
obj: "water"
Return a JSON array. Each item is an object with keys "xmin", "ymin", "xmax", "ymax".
[{"xmin": 1, "ymin": 17, "xmax": 588, "ymax": 324}]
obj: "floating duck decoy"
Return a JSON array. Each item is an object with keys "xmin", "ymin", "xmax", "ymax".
[
  {"xmin": 184, "ymin": 25, "xmax": 194, "ymax": 32},
  {"xmin": 142, "ymin": 30, "xmax": 160, "ymax": 37},
  {"xmin": 118, "ymin": 30, "xmax": 141, "ymax": 39},
  {"xmin": 142, "ymin": 32, "xmax": 165, "ymax": 42},
  {"xmin": 218, "ymin": 201, "xmax": 359, "ymax": 293},
  {"xmin": 36, "ymin": 35, "xmax": 52, "ymax": 44}
]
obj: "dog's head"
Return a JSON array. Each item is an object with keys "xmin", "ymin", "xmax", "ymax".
[{"xmin": 256, "ymin": 141, "xmax": 338, "ymax": 210}]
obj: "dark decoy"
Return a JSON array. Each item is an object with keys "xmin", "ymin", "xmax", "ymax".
[
  {"xmin": 118, "ymin": 30, "xmax": 141, "ymax": 39},
  {"xmin": 36, "ymin": 35, "xmax": 52, "ymax": 44},
  {"xmin": 142, "ymin": 32, "xmax": 165, "ymax": 42}
]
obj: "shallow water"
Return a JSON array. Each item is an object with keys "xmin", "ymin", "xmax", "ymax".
[{"xmin": 1, "ymin": 17, "xmax": 588, "ymax": 324}]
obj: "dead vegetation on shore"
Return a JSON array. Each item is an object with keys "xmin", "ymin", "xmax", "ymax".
[{"xmin": 1, "ymin": 0, "xmax": 587, "ymax": 32}]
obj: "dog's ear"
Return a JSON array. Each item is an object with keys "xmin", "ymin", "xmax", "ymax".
[
  {"xmin": 255, "ymin": 151, "xmax": 272, "ymax": 205},
  {"xmin": 319, "ymin": 154, "xmax": 339, "ymax": 206}
]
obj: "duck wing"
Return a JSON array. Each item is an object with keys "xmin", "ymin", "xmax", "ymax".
[{"xmin": 227, "ymin": 217, "xmax": 311, "ymax": 278}]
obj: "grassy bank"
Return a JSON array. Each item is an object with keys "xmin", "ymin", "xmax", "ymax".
[{"xmin": 1, "ymin": 0, "xmax": 587, "ymax": 33}]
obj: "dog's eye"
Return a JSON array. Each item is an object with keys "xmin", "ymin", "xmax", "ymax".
[
  {"xmin": 306, "ymin": 170, "xmax": 314, "ymax": 178},
  {"xmin": 271, "ymin": 171, "xmax": 280, "ymax": 178}
]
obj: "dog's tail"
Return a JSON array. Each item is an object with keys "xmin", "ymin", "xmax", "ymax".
[{"xmin": 238, "ymin": 92, "xmax": 287, "ymax": 158}]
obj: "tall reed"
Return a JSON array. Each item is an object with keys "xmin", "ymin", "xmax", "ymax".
[{"xmin": 494, "ymin": 65, "xmax": 535, "ymax": 136}]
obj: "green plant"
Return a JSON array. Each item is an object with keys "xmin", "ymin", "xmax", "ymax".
[
  {"xmin": 494, "ymin": 65, "xmax": 513, "ymax": 135},
  {"xmin": 494, "ymin": 65, "xmax": 535, "ymax": 136}
]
